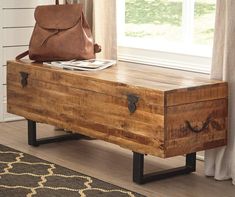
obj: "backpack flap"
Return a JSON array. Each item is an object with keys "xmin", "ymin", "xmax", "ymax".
[{"xmin": 34, "ymin": 4, "xmax": 83, "ymax": 30}]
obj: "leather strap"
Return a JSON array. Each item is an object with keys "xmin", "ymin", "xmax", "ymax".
[
  {"xmin": 94, "ymin": 44, "xmax": 102, "ymax": 53},
  {"xmin": 56, "ymin": 0, "xmax": 68, "ymax": 5},
  {"xmin": 15, "ymin": 50, "xmax": 29, "ymax": 60},
  {"xmin": 16, "ymin": 43, "xmax": 100, "ymax": 60}
]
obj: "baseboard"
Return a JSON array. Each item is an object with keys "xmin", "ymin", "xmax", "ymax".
[
  {"xmin": 3, "ymin": 115, "xmax": 24, "ymax": 122},
  {"xmin": 196, "ymin": 155, "xmax": 205, "ymax": 161}
]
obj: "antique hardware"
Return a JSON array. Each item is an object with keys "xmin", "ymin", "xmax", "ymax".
[
  {"xmin": 211, "ymin": 120, "xmax": 223, "ymax": 131},
  {"xmin": 185, "ymin": 116, "xmax": 212, "ymax": 133},
  {"xmin": 127, "ymin": 94, "xmax": 139, "ymax": 113},
  {"xmin": 20, "ymin": 72, "xmax": 29, "ymax": 88}
]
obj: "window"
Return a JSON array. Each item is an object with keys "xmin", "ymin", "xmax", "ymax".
[{"xmin": 117, "ymin": 0, "xmax": 216, "ymax": 73}]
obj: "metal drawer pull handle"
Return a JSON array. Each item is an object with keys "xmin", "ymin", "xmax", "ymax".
[
  {"xmin": 185, "ymin": 116, "xmax": 212, "ymax": 133},
  {"xmin": 20, "ymin": 72, "xmax": 29, "ymax": 88},
  {"xmin": 127, "ymin": 94, "xmax": 139, "ymax": 114}
]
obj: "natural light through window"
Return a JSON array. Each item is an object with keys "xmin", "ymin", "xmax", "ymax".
[{"xmin": 117, "ymin": 0, "xmax": 216, "ymax": 73}]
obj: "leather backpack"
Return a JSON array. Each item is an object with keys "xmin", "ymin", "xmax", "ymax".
[{"xmin": 16, "ymin": 0, "xmax": 101, "ymax": 62}]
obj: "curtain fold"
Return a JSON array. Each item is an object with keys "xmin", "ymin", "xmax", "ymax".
[
  {"xmin": 205, "ymin": 0, "xmax": 235, "ymax": 185},
  {"xmin": 66, "ymin": 0, "xmax": 117, "ymax": 59}
]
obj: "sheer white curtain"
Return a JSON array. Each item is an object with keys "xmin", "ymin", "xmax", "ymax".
[
  {"xmin": 205, "ymin": 0, "xmax": 235, "ymax": 185},
  {"xmin": 66, "ymin": 0, "xmax": 117, "ymax": 59}
]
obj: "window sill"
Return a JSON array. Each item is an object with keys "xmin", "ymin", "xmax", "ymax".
[
  {"xmin": 118, "ymin": 60, "xmax": 211, "ymax": 82},
  {"xmin": 118, "ymin": 45, "xmax": 212, "ymax": 74}
]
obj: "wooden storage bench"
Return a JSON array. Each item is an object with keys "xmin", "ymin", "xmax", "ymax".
[{"xmin": 7, "ymin": 60, "xmax": 228, "ymax": 184}]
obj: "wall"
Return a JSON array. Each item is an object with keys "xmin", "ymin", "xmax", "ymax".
[{"xmin": 0, "ymin": 0, "xmax": 61, "ymax": 122}]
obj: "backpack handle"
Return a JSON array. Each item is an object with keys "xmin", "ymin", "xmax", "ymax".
[{"xmin": 56, "ymin": 0, "xmax": 69, "ymax": 5}]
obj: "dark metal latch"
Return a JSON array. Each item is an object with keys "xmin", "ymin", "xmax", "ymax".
[
  {"xmin": 127, "ymin": 94, "xmax": 139, "ymax": 114},
  {"xmin": 20, "ymin": 72, "xmax": 29, "ymax": 88}
]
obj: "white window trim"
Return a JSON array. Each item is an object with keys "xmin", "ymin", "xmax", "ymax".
[
  {"xmin": 117, "ymin": 0, "xmax": 213, "ymax": 74},
  {"xmin": 182, "ymin": 0, "xmax": 195, "ymax": 44}
]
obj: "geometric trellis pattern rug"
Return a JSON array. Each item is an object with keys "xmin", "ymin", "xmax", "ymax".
[{"xmin": 0, "ymin": 145, "xmax": 145, "ymax": 197}]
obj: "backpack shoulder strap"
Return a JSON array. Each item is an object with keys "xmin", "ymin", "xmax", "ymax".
[{"xmin": 15, "ymin": 50, "xmax": 29, "ymax": 60}]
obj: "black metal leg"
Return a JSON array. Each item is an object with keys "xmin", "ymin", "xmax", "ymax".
[
  {"xmin": 133, "ymin": 152, "xmax": 196, "ymax": 184},
  {"xmin": 27, "ymin": 120, "xmax": 87, "ymax": 147},
  {"xmin": 186, "ymin": 152, "xmax": 196, "ymax": 171},
  {"xmin": 28, "ymin": 120, "xmax": 37, "ymax": 146},
  {"xmin": 133, "ymin": 152, "xmax": 144, "ymax": 184}
]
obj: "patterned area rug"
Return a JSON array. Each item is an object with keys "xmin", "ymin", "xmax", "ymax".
[{"xmin": 0, "ymin": 145, "xmax": 145, "ymax": 197}]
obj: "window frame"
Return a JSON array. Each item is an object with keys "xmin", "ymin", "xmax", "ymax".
[{"xmin": 117, "ymin": 0, "xmax": 215, "ymax": 74}]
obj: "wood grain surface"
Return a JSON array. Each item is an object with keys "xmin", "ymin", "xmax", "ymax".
[{"xmin": 7, "ymin": 60, "xmax": 228, "ymax": 158}]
